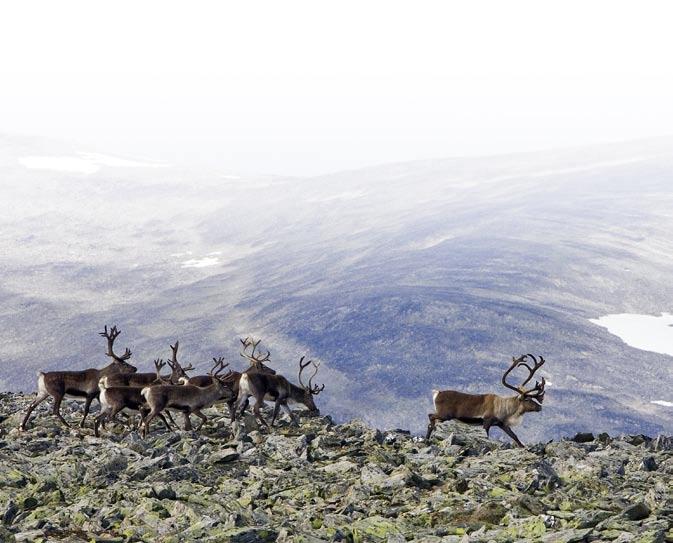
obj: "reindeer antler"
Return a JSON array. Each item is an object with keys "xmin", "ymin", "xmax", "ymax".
[
  {"xmin": 99, "ymin": 325, "xmax": 132, "ymax": 362},
  {"xmin": 153, "ymin": 358, "xmax": 170, "ymax": 382},
  {"xmin": 502, "ymin": 354, "xmax": 546, "ymax": 400},
  {"xmin": 239, "ymin": 337, "xmax": 271, "ymax": 366},
  {"xmin": 167, "ymin": 341, "xmax": 179, "ymax": 369},
  {"xmin": 209, "ymin": 356, "xmax": 230, "ymax": 377},
  {"xmin": 165, "ymin": 340, "xmax": 194, "ymax": 379},
  {"xmin": 518, "ymin": 354, "xmax": 546, "ymax": 394},
  {"xmin": 298, "ymin": 356, "xmax": 325, "ymax": 395}
]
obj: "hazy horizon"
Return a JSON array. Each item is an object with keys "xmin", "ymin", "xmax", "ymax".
[{"xmin": 3, "ymin": 1, "xmax": 673, "ymax": 176}]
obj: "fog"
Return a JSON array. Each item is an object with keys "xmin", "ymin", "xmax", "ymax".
[{"xmin": 1, "ymin": 1, "xmax": 673, "ymax": 175}]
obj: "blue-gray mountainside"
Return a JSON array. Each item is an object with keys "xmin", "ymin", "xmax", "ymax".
[{"xmin": 1, "ymin": 135, "xmax": 673, "ymax": 441}]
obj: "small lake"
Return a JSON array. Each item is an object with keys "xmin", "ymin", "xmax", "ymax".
[
  {"xmin": 590, "ymin": 312, "xmax": 673, "ymax": 357},
  {"xmin": 590, "ymin": 312, "xmax": 673, "ymax": 408}
]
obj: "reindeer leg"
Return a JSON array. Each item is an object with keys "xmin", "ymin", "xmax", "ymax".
[
  {"xmin": 192, "ymin": 409, "xmax": 208, "ymax": 431},
  {"xmin": 163, "ymin": 410, "xmax": 177, "ymax": 429},
  {"xmin": 252, "ymin": 400, "xmax": 270, "ymax": 429},
  {"xmin": 182, "ymin": 412, "xmax": 193, "ymax": 431},
  {"xmin": 158, "ymin": 413, "xmax": 173, "ymax": 433},
  {"xmin": 499, "ymin": 423, "xmax": 525, "ymax": 448},
  {"xmin": 80, "ymin": 395, "xmax": 95, "ymax": 428},
  {"xmin": 232, "ymin": 397, "xmax": 250, "ymax": 422},
  {"xmin": 233, "ymin": 394, "xmax": 249, "ymax": 423},
  {"xmin": 483, "ymin": 417, "xmax": 495, "ymax": 437},
  {"xmin": 426, "ymin": 413, "xmax": 440, "ymax": 440},
  {"xmin": 228, "ymin": 398, "xmax": 238, "ymax": 422},
  {"xmin": 271, "ymin": 399, "xmax": 282, "ymax": 426},
  {"xmin": 20, "ymin": 391, "xmax": 50, "ymax": 430},
  {"xmin": 52, "ymin": 394, "xmax": 70, "ymax": 428},
  {"xmin": 141, "ymin": 408, "xmax": 161, "ymax": 438},
  {"xmin": 94, "ymin": 408, "xmax": 111, "ymax": 437},
  {"xmin": 281, "ymin": 402, "xmax": 298, "ymax": 426}
]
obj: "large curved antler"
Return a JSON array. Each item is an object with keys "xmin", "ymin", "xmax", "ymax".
[
  {"xmin": 239, "ymin": 337, "xmax": 271, "ymax": 367},
  {"xmin": 298, "ymin": 356, "xmax": 325, "ymax": 395},
  {"xmin": 502, "ymin": 355, "xmax": 528, "ymax": 394},
  {"xmin": 99, "ymin": 325, "xmax": 132, "ymax": 362},
  {"xmin": 502, "ymin": 354, "xmax": 546, "ymax": 400},
  {"xmin": 518, "ymin": 354, "xmax": 545, "ymax": 396},
  {"xmin": 209, "ymin": 356, "xmax": 231, "ymax": 377}
]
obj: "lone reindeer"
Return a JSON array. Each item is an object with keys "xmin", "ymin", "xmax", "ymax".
[
  {"xmin": 20, "ymin": 325, "xmax": 137, "ymax": 430},
  {"xmin": 426, "ymin": 354, "xmax": 546, "ymax": 447}
]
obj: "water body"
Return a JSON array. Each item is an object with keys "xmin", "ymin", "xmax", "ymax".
[
  {"xmin": 590, "ymin": 312, "xmax": 673, "ymax": 357},
  {"xmin": 590, "ymin": 312, "xmax": 673, "ymax": 408}
]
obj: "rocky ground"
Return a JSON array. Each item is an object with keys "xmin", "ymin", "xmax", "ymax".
[{"xmin": 0, "ymin": 392, "xmax": 671, "ymax": 542}]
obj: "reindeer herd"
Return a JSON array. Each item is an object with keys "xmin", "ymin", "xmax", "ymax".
[
  {"xmin": 19, "ymin": 325, "xmax": 325, "ymax": 438},
  {"xmin": 19, "ymin": 325, "xmax": 548, "ymax": 448}
]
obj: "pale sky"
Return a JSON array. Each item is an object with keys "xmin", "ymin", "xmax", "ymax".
[{"xmin": 1, "ymin": 1, "xmax": 673, "ymax": 176}]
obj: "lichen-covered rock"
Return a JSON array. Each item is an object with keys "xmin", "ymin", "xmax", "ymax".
[{"xmin": 0, "ymin": 392, "xmax": 672, "ymax": 542}]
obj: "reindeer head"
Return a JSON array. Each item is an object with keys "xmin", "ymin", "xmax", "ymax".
[
  {"xmin": 297, "ymin": 356, "xmax": 325, "ymax": 415},
  {"xmin": 99, "ymin": 325, "xmax": 137, "ymax": 374},
  {"xmin": 239, "ymin": 337, "xmax": 276, "ymax": 375},
  {"xmin": 208, "ymin": 356, "xmax": 234, "ymax": 398},
  {"xmin": 502, "ymin": 354, "xmax": 546, "ymax": 413}
]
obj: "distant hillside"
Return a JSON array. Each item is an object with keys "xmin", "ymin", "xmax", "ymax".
[{"xmin": 1, "ymin": 135, "xmax": 673, "ymax": 439}]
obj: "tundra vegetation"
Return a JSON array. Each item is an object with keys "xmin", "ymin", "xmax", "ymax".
[
  {"xmin": 4, "ymin": 325, "xmax": 672, "ymax": 542},
  {"xmin": 1, "ymin": 395, "xmax": 672, "ymax": 542}
]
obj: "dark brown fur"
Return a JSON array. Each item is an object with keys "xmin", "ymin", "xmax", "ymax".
[{"xmin": 236, "ymin": 372, "xmax": 320, "ymax": 428}]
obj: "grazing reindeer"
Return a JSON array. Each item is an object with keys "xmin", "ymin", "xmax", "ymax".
[
  {"xmin": 94, "ymin": 359, "xmax": 172, "ymax": 436},
  {"xmin": 140, "ymin": 361, "xmax": 231, "ymax": 436},
  {"xmin": 20, "ymin": 325, "xmax": 137, "ymax": 430},
  {"xmin": 236, "ymin": 356, "xmax": 325, "ymax": 428},
  {"xmin": 426, "ymin": 354, "xmax": 546, "ymax": 447}
]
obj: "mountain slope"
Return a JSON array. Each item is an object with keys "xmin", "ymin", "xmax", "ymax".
[{"xmin": 1, "ymin": 135, "xmax": 673, "ymax": 439}]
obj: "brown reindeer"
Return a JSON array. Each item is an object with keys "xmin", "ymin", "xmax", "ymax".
[
  {"xmin": 140, "ymin": 361, "xmax": 232, "ymax": 436},
  {"xmin": 236, "ymin": 356, "xmax": 325, "ymax": 428},
  {"xmin": 174, "ymin": 357, "xmax": 231, "ymax": 430},
  {"xmin": 181, "ymin": 338, "xmax": 276, "ymax": 423},
  {"xmin": 94, "ymin": 359, "xmax": 172, "ymax": 436},
  {"xmin": 20, "ymin": 325, "xmax": 137, "ymax": 430},
  {"xmin": 426, "ymin": 354, "xmax": 546, "ymax": 447}
]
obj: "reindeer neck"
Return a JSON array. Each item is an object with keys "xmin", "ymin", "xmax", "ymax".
[
  {"xmin": 99, "ymin": 362, "xmax": 122, "ymax": 375},
  {"xmin": 198, "ymin": 380, "xmax": 224, "ymax": 400},
  {"xmin": 288, "ymin": 382, "xmax": 307, "ymax": 401}
]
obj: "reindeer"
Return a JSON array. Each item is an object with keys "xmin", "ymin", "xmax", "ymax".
[
  {"xmin": 426, "ymin": 354, "xmax": 546, "ymax": 447},
  {"xmin": 236, "ymin": 356, "xmax": 325, "ymax": 428},
  {"xmin": 172, "ymin": 357, "xmax": 232, "ymax": 430},
  {"xmin": 180, "ymin": 337, "xmax": 276, "ymax": 423},
  {"xmin": 20, "ymin": 325, "xmax": 137, "ymax": 430},
  {"xmin": 94, "ymin": 359, "xmax": 173, "ymax": 436},
  {"xmin": 140, "ymin": 361, "xmax": 232, "ymax": 436}
]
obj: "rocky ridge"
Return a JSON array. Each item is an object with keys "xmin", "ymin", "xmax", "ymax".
[{"xmin": 0, "ymin": 392, "xmax": 671, "ymax": 542}]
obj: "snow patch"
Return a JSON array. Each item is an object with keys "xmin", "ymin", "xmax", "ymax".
[
  {"xmin": 651, "ymin": 400, "xmax": 673, "ymax": 407},
  {"xmin": 181, "ymin": 257, "xmax": 220, "ymax": 268},
  {"xmin": 590, "ymin": 312, "xmax": 673, "ymax": 356}
]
